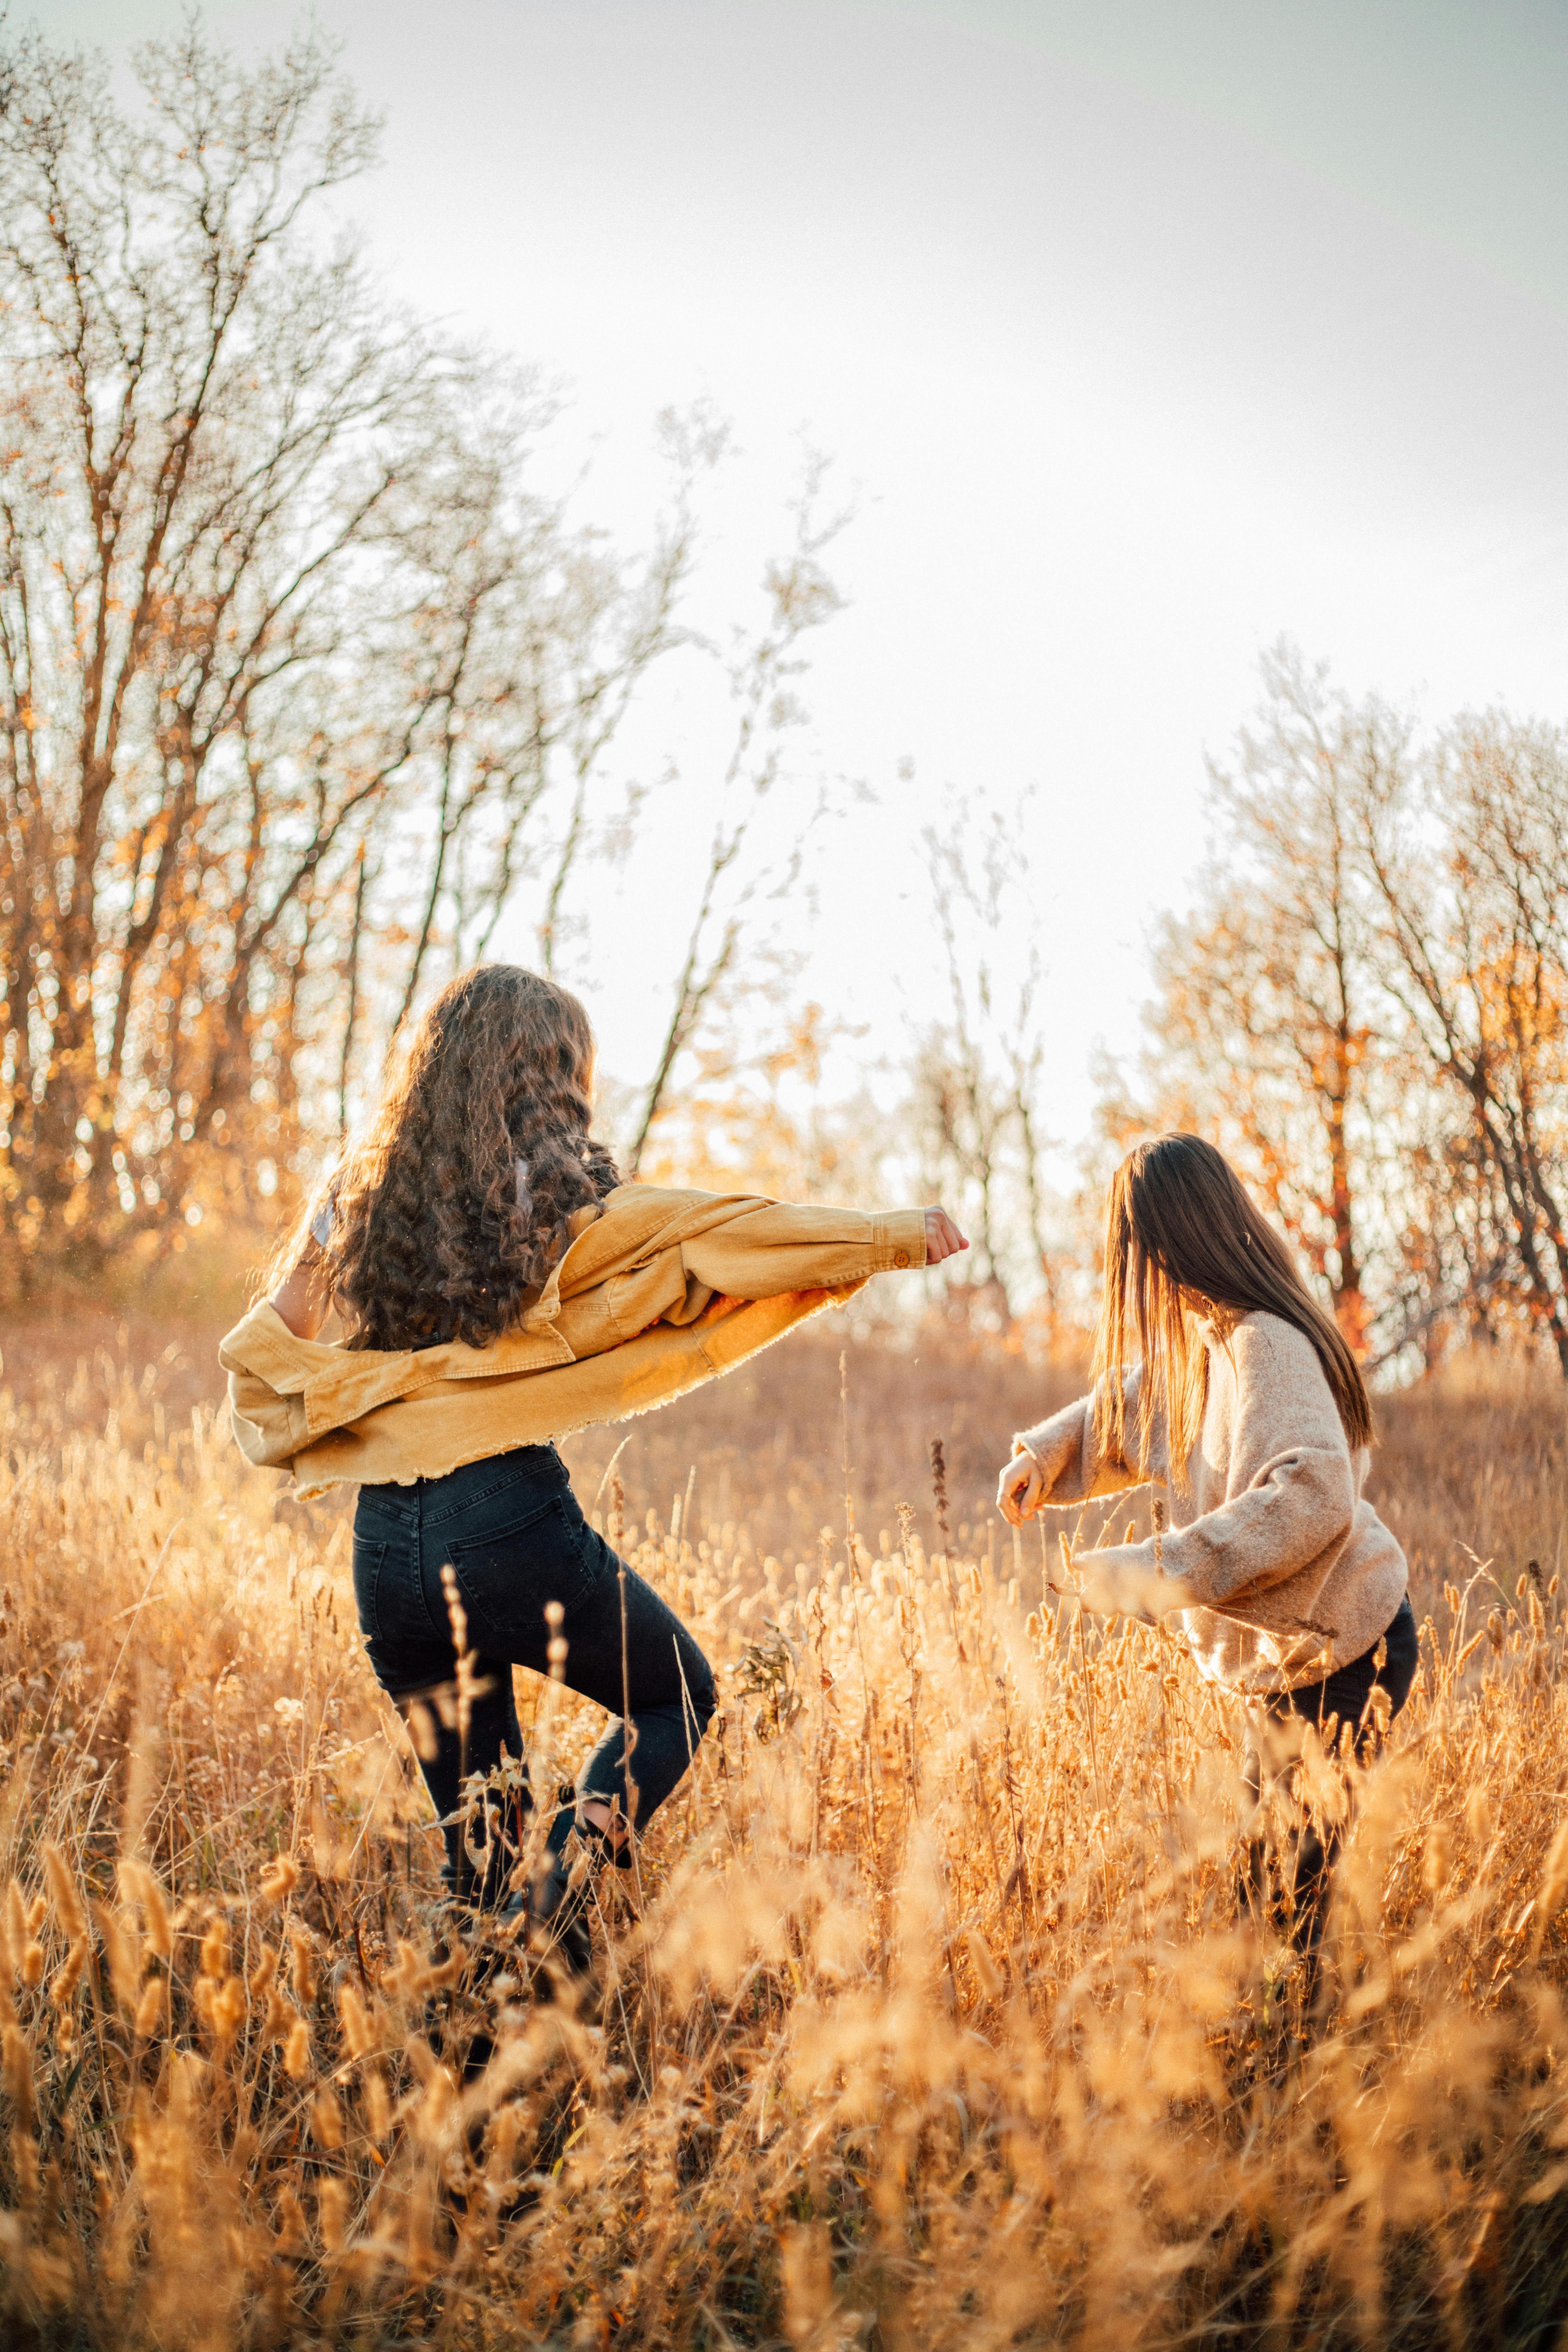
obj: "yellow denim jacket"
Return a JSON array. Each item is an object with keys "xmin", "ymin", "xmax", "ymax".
[{"xmin": 219, "ymin": 1184, "xmax": 928, "ymax": 1496}]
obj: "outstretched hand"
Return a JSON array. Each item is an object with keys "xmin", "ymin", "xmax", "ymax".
[
  {"xmin": 924, "ymin": 1206, "xmax": 969, "ymax": 1266},
  {"xmin": 997, "ymin": 1448, "xmax": 1045, "ymax": 1525}
]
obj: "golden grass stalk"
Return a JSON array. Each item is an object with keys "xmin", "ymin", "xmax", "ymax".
[{"xmin": 0, "ymin": 1347, "xmax": 1567, "ymax": 2345}]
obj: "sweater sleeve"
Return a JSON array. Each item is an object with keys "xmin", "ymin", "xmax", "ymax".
[
  {"xmin": 1014, "ymin": 1366, "xmax": 1151, "ymax": 1505},
  {"xmin": 1075, "ymin": 1320, "xmax": 1356, "ymax": 1617}
]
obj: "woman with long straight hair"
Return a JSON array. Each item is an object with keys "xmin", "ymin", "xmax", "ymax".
[
  {"xmin": 997, "ymin": 1132, "xmax": 1413, "ymax": 1999},
  {"xmin": 224, "ymin": 964, "xmax": 966, "ymax": 1975}
]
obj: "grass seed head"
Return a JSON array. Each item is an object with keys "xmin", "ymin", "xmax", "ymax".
[
  {"xmin": 2, "ymin": 1326, "xmax": 1567, "ymax": 2348},
  {"xmin": 283, "ymin": 2015, "xmax": 312, "ymax": 2080},
  {"xmin": 41, "ymin": 1844, "xmax": 86, "ymax": 1944}
]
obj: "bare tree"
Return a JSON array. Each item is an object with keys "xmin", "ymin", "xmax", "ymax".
[
  {"xmin": 0, "ymin": 22, "xmax": 411, "ymax": 1259},
  {"xmin": 1135, "ymin": 647, "xmax": 1408, "ymax": 1349},
  {"xmin": 1358, "ymin": 711, "xmax": 1568, "ymax": 1374},
  {"xmin": 532, "ymin": 404, "xmax": 730, "ymax": 982},
  {"xmin": 627, "ymin": 457, "xmax": 848, "ymax": 1175},
  {"xmin": 908, "ymin": 796, "xmax": 1058, "ymax": 1325},
  {"xmin": 1362, "ymin": 1058, "xmax": 1512, "ymax": 1374},
  {"xmin": 372, "ymin": 394, "xmax": 706, "ymax": 1041},
  {"xmin": 0, "ymin": 23, "xmax": 706, "ymax": 1279},
  {"xmin": 1105, "ymin": 649, "xmax": 1568, "ymax": 1377}
]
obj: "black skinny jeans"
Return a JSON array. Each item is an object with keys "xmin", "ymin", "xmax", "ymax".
[
  {"xmin": 1242, "ymin": 1594, "xmax": 1419, "ymax": 1993},
  {"xmin": 353, "ymin": 1444, "xmax": 716, "ymax": 1906}
]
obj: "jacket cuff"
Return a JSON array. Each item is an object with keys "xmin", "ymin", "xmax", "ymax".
[{"xmin": 880, "ymin": 1208, "xmax": 928, "ymax": 1270}]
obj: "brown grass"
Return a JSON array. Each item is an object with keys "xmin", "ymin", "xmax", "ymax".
[{"xmin": 2, "ymin": 1315, "xmax": 1568, "ymax": 2348}]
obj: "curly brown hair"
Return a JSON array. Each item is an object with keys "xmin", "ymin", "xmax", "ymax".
[{"xmin": 303, "ymin": 966, "xmax": 621, "ymax": 1352}]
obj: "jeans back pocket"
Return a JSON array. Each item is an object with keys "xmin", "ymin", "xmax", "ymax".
[
  {"xmin": 354, "ymin": 1512, "xmax": 441, "ymax": 1646},
  {"xmin": 445, "ymin": 1494, "xmax": 597, "ymax": 1649}
]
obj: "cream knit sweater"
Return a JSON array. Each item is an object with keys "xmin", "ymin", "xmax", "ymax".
[{"xmin": 1014, "ymin": 1310, "xmax": 1407, "ymax": 1697}]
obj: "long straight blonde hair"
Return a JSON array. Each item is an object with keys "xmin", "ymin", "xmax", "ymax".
[{"xmin": 1094, "ymin": 1133, "xmax": 1373, "ymax": 1484}]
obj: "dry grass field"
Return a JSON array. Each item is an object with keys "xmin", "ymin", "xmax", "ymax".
[{"xmin": 2, "ymin": 1311, "xmax": 1568, "ymax": 2348}]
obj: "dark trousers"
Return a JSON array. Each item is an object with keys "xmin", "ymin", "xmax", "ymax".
[
  {"xmin": 353, "ymin": 1444, "xmax": 716, "ymax": 1905},
  {"xmin": 1242, "ymin": 1595, "xmax": 1419, "ymax": 2000}
]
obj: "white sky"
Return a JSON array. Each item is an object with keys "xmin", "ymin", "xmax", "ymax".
[{"xmin": 50, "ymin": 0, "xmax": 1568, "ymax": 1162}]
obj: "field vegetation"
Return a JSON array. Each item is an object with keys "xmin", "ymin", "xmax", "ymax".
[
  {"xmin": 8, "ymin": 20, "xmax": 1568, "ymax": 2349},
  {"xmin": 2, "ymin": 1318, "xmax": 1568, "ymax": 2348}
]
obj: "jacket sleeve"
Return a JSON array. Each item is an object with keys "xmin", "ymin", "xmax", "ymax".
[
  {"xmin": 216, "ymin": 1305, "xmax": 310, "ymax": 1470},
  {"xmin": 1014, "ymin": 1367, "xmax": 1150, "ymax": 1504},
  {"xmin": 676, "ymin": 1198, "xmax": 928, "ymax": 1302},
  {"xmin": 1077, "ymin": 1321, "xmax": 1356, "ymax": 1617}
]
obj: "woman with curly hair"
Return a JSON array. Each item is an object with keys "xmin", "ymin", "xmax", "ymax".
[{"xmin": 226, "ymin": 964, "xmax": 965, "ymax": 1972}]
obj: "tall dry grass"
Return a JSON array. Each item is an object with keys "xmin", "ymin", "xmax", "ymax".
[{"xmin": 1, "ymin": 1326, "xmax": 1568, "ymax": 2347}]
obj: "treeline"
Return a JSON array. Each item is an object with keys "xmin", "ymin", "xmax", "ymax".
[
  {"xmin": 6, "ymin": 30, "xmax": 1564, "ymax": 1378},
  {"xmin": 0, "ymin": 24, "xmax": 840, "ymax": 1292},
  {"xmin": 797, "ymin": 650, "xmax": 1568, "ymax": 1379},
  {"xmin": 1099, "ymin": 645, "xmax": 1568, "ymax": 1375}
]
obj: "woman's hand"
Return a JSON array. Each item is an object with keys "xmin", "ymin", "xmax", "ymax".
[
  {"xmin": 924, "ymin": 1206, "xmax": 969, "ymax": 1266},
  {"xmin": 997, "ymin": 1447, "xmax": 1045, "ymax": 1525}
]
